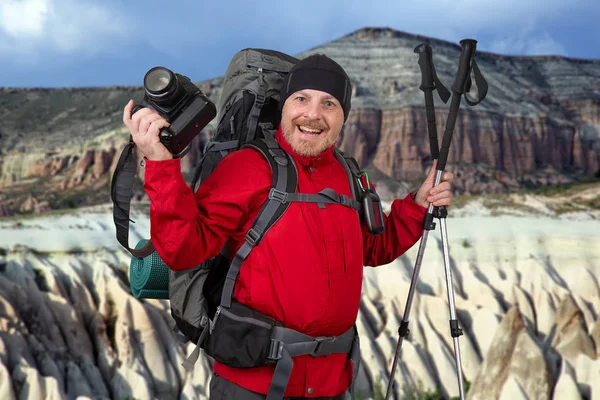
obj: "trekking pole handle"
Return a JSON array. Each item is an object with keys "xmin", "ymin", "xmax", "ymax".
[
  {"xmin": 415, "ymin": 43, "xmax": 435, "ymax": 91},
  {"xmin": 451, "ymin": 39, "xmax": 477, "ymax": 94},
  {"xmin": 437, "ymin": 39, "xmax": 478, "ymax": 172},
  {"xmin": 415, "ymin": 43, "xmax": 441, "ymax": 160}
]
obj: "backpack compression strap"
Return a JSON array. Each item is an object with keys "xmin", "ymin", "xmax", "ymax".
[
  {"xmin": 111, "ymin": 136, "xmax": 156, "ymax": 258},
  {"xmin": 245, "ymin": 68, "xmax": 267, "ymax": 143}
]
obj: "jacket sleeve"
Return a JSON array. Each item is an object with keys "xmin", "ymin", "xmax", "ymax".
[
  {"xmin": 361, "ymin": 186, "xmax": 427, "ymax": 267},
  {"xmin": 142, "ymin": 149, "xmax": 271, "ymax": 271}
]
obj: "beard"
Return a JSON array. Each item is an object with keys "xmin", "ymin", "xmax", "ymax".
[{"xmin": 281, "ymin": 117, "xmax": 337, "ymax": 157}]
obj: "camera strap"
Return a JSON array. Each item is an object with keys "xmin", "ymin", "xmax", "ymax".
[{"xmin": 110, "ymin": 136, "xmax": 156, "ymax": 259}]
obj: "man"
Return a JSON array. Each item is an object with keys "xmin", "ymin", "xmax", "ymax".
[{"xmin": 122, "ymin": 54, "xmax": 454, "ymax": 399}]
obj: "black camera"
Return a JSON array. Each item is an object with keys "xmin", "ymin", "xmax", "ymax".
[{"xmin": 131, "ymin": 66, "xmax": 216, "ymax": 156}]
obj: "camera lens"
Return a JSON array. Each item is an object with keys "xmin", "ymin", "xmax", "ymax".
[
  {"xmin": 143, "ymin": 67, "xmax": 184, "ymax": 107},
  {"xmin": 144, "ymin": 67, "xmax": 175, "ymax": 95},
  {"xmin": 146, "ymin": 68, "xmax": 171, "ymax": 92}
]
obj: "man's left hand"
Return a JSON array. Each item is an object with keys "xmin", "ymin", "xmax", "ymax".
[{"xmin": 414, "ymin": 160, "xmax": 454, "ymax": 208}]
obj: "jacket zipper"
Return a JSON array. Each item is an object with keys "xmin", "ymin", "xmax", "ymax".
[{"xmin": 247, "ymin": 63, "xmax": 289, "ymax": 74}]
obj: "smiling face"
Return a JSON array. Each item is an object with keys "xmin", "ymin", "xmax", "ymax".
[{"xmin": 280, "ymin": 89, "xmax": 345, "ymax": 157}]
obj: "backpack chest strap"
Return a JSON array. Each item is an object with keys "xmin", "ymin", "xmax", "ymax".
[{"xmin": 269, "ymin": 187, "xmax": 361, "ymax": 211}]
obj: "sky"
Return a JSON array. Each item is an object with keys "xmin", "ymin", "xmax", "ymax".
[{"xmin": 1, "ymin": 0, "xmax": 599, "ymax": 88}]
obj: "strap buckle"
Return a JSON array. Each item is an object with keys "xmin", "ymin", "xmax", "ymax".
[
  {"xmin": 268, "ymin": 148, "xmax": 289, "ymax": 166},
  {"xmin": 339, "ymin": 195, "xmax": 351, "ymax": 207},
  {"xmin": 246, "ymin": 228, "xmax": 261, "ymax": 246},
  {"xmin": 255, "ymin": 92, "xmax": 265, "ymax": 108},
  {"xmin": 269, "ymin": 188, "xmax": 288, "ymax": 204},
  {"xmin": 268, "ymin": 339, "xmax": 284, "ymax": 360},
  {"xmin": 311, "ymin": 336, "xmax": 336, "ymax": 357},
  {"xmin": 259, "ymin": 122, "xmax": 274, "ymax": 131},
  {"xmin": 203, "ymin": 141, "xmax": 216, "ymax": 152}
]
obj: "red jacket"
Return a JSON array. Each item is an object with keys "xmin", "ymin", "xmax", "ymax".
[{"xmin": 143, "ymin": 127, "xmax": 427, "ymax": 397}]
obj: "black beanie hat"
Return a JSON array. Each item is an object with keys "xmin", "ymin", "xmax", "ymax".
[{"xmin": 279, "ymin": 54, "xmax": 352, "ymax": 122}]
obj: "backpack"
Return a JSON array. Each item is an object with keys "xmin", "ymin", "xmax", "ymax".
[{"xmin": 114, "ymin": 48, "xmax": 369, "ymax": 400}]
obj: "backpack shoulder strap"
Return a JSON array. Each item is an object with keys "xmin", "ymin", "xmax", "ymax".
[
  {"xmin": 219, "ymin": 131, "xmax": 298, "ymax": 308},
  {"xmin": 333, "ymin": 148, "xmax": 364, "ymax": 204}
]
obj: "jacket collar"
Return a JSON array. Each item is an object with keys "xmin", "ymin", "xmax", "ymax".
[{"xmin": 275, "ymin": 125, "xmax": 336, "ymax": 168}]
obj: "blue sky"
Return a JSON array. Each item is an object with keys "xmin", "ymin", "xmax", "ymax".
[{"xmin": 1, "ymin": 0, "xmax": 599, "ymax": 88}]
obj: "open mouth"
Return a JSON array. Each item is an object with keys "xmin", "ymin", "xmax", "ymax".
[{"xmin": 297, "ymin": 125, "xmax": 324, "ymax": 135}]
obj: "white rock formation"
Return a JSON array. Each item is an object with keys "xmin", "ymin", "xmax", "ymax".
[{"xmin": 0, "ymin": 194, "xmax": 598, "ymax": 399}]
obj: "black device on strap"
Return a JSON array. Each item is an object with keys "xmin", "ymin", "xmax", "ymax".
[{"xmin": 362, "ymin": 190, "xmax": 385, "ymax": 235}]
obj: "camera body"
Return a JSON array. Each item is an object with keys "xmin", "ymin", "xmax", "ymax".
[{"xmin": 132, "ymin": 67, "xmax": 216, "ymax": 156}]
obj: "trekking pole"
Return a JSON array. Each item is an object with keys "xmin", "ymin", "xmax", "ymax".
[
  {"xmin": 384, "ymin": 39, "xmax": 488, "ymax": 400},
  {"xmin": 383, "ymin": 41, "xmax": 449, "ymax": 400}
]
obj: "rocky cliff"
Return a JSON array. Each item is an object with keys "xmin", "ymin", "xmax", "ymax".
[
  {"xmin": 0, "ymin": 184, "xmax": 599, "ymax": 399},
  {"xmin": 1, "ymin": 27, "xmax": 599, "ymax": 217}
]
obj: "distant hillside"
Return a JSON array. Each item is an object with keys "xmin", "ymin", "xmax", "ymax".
[{"xmin": 1, "ymin": 27, "xmax": 599, "ymax": 217}]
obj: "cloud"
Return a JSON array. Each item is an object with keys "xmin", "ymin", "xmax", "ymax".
[
  {"xmin": 486, "ymin": 20, "xmax": 568, "ymax": 56},
  {"xmin": 526, "ymin": 34, "xmax": 567, "ymax": 56},
  {"xmin": 1, "ymin": 0, "xmax": 598, "ymax": 87},
  {"xmin": 0, "ymin": 0, "xmax": 592, "ymax": 59},
  {"xmin": 0, "ymin": 0, "xmax": 133, "ymax": 60},
  {"xmin": 0, "ymin": 0, "xmax": 49, "ymax": 38},
  {"xmin": 329, "ymin": 0, "xmax": 583, "ymax": 35},
  {"xmin": 245, "ymin": 0, "xmax": 587, "ymax": 59},
  {"xmin": 490, "ymin": 29, "xmax": 567, "ymax": 56}
]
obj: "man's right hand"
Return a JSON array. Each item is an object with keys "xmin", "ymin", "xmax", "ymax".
[{"xmin": 123, "ymin": 99, "xmax": 173, "ymax": 161}]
